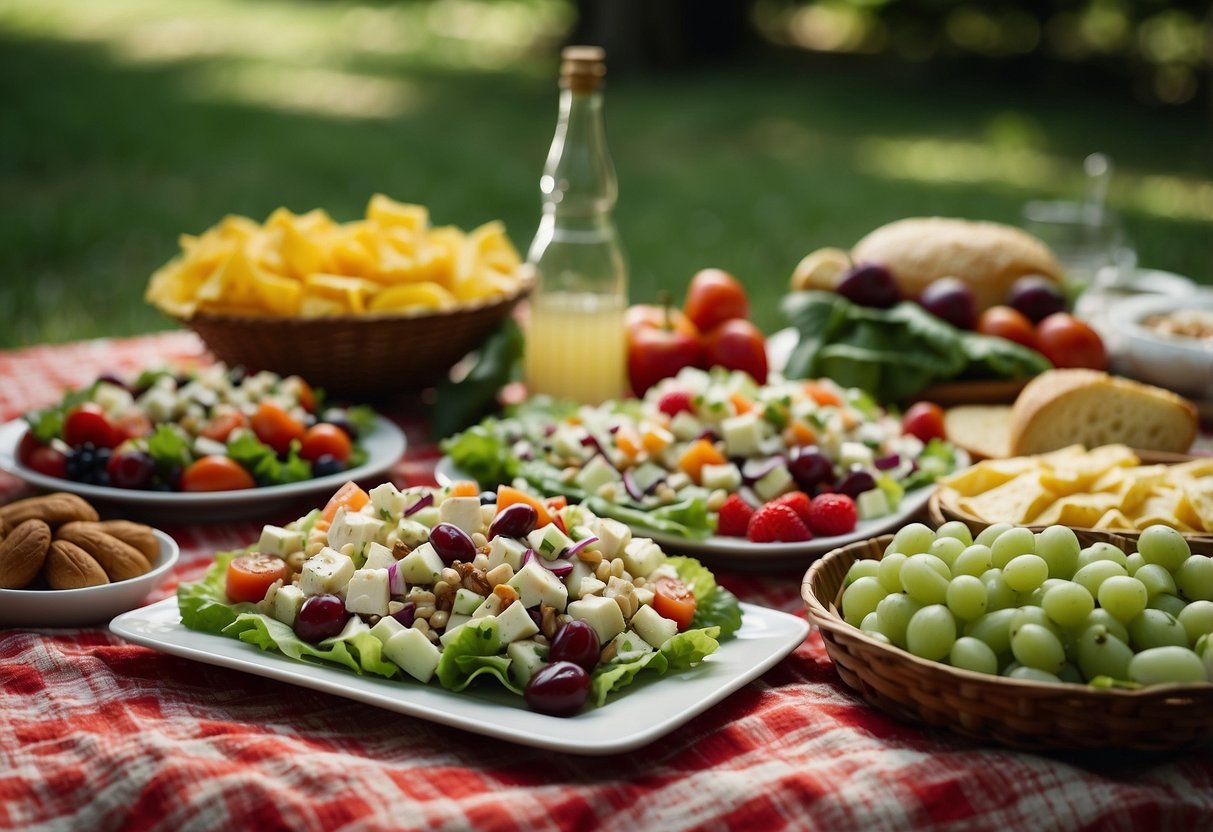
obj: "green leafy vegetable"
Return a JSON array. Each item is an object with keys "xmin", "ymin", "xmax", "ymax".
[
  {"xmin": 441, "ymin": 423, "xmax": 520, "ymax": 489},
  {"xmin": 178, "ymin": 550, "xmax": 256, "ymax": 633},
  {"xmin": 226, "ymin": 433, "xmax": 312, "ymax": 486},
  {"xmin": 434, "ymin": 618, "xmax": 522, "ymax": 694},
  {"xmin": 902, "ymin": 438, "xmax": 958, "ymax": 489},
  {"xmin": 668, "ymin": 556, "xmax": 743, "ymax": 638},
  {"xmin": 584, "ymin": 497, "xmax": 714, "ymax": 540},
  {"xmin": 24, "ymin": 383, "xmax": 99, "ymax": 443},
  {"xmin": 431, "ymin": 318, "xmax": 525, "ymax": 440},
  {"xmin": 588, "ymin": 627, "xmax": 720, "ymax": 706},
  {"xmin": 147, "ymin": 424, "xmax": 193, "ymax": 470}
]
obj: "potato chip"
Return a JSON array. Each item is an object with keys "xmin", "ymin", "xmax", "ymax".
[
  {"xmin": 1030, "ymin": 493, "xmax": 1121, "ymax": 528},
  {"xmin": 1093, "ymin": 509, "xmax": 1135, "ymax": 530},
  {"xmin": 940, "ymin": 457, "xmax": 1037, "ymax": 497},
  {"xmin": 369, "ymin": 282, "xmax": 456, "ymax": 313},
  {"xmin": 959, "ymin": 473, "xmax": 1055, "ymax": 525}
]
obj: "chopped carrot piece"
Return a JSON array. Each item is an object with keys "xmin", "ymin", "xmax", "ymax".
[
  {"xmin": 615, "ymin": 430, "xmax": 641, "ymax": 460},
  {"xmin": 729, "ymin": 392, "xmax": 755, "ymax": 415},
  {"xmin": 786, "ymin": 421, "xmax": 817, "ymax": 446},
  {"xmin": 803, "ymin": 382, "xmax": 843, "ymax": 408},
  {"xmin": 678, "ymin": 438, "xmax": 726, "ymax": 484},
  {"xmin": 642, "ymin": 427, "xmax": 673, "ymax": 455},
  {"xmin": 322, "ymin": 481, "xmax": 370, "ymax": 522},
  {"xmin": 448, "ymin": 480, "xmax": 480, "ymax": 498},
  {"xmin": 496, "ymin": 485, "xmax": 555, "ymax": 527}
]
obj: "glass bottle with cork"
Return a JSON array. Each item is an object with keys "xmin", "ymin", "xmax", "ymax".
[{"xmin": 524, "ymin": 45, "xmax": 628, "ymax": 404}]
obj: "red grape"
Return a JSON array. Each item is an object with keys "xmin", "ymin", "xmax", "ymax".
[
  {"xmin": 294, "ymin": 594, "xmax": 349, "ymax": 643},
  {"xmin": 837, "ymin": 263, "xmax": 899, "ymax": 308},
  {"xmin": 524, "ymin": 661, "xmax": 590, "ymax": 716},
  {"xmin": 788, "ymin": 448, "xmax": 834, "ymax": 492},
  {"xmin": 548, "ymin": 619, "xmax": 601, "ymax": 673},
  {"xmin": 1007, "ymin": 275, "xmax": 1066, "ymax": 324},
  {"xmin": 107, "ymin": 450, "xmax": 157, "ymax": 489},
  {"xmin": 837, "ymin": 470, "xmax": 877, "ymax": 498},
  {"xmin": 488, "ymin": 504, "xmax": 538, "ymax": 540},
  {"xmin": 919, "ymin": 278, "xmax": 976, "ymax": 329},
  {"xmin": 429, "ymin": 522, "xmax": 476, "ymax": 564}
]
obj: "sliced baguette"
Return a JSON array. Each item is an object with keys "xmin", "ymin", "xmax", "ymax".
[
  {"xmin": 1007, "ymin": 369, "xmax": 1198, "ymax": 456},
  {"xmin": 943, "ymin": 405, "xmax": 1012, "ymax": 460}
]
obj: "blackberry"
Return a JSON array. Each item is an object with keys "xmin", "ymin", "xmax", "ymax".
[{"xmin": 311, "ymin": 455, "xmax": 345, "ymax": 478}]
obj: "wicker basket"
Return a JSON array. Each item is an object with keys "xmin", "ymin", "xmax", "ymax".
[
  {"xmin": 176, "ymin": 280, "xmax": 532, "ymax": 398},
  {"xmin": 802, "ymin": 532, "xmax": 1213, "ymax": 751}
]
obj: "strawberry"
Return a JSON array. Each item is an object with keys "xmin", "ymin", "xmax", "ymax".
[
  {"xmin": 716, "ymin": 494, "xmax": 754, "ymax": 537},
  {"xmin": 807, "ymin": 493, "xmax": 858, "ymax": 537},
  {"xmin": 771, "ymin": 491, "xmax": 812, "ymax": 525},
  {"xmin": 746, "ymin": 503, "xmax": 812, "ymax": 543},
  {"xmin": 657, "ymin": 389, "xmax": 694, "ymax": 418}
]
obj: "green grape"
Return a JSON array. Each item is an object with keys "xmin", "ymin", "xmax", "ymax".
[
  {"xmin": 844, "ymin": 559, "xmax": 881, "ymax": 588},
  {"xmin": 1011, "ymin": 622, "xmax": 1066, "ymax": 673},
  {"xmin": 864, "ymin": 630, "xmax": 892, "ymax": 645},
  {"xmin": 1126, "ymin": 552, "xmax": 1145, "ymax": 575},
  {"xmin": 1008, "ymin": 666, "xmax": 1062, "ymax": 684},
  {"xmin": 1097, "ymin": 575, "xmax": 1149, "ymax": 623},
  {"xmin": 1149, "ymin": 593, "xmax": 1187, "ymax": 619},
  {"xmin": 1073, "ymin": 560, "xmax": 1127, "ymax": 598},
  {"xmin": 965, "ymin": 609, "xmax": 1016, "ymax": 655},
  {"xmin": 990, "ymin": 527, "xmax": 1036, "ymax": 569},
  {"xmin": 1078, "ymin": 608, "xmax": 1130, "ymax": 644},
  {"xmin": 860, "ymin": 611, "xmax": 881, "ymax": 632},
  {"xmin": 1177, "ymin": 600, "xmax": 1213, "ymax": 646},
  {"xmin": 1134, "ymin": 563, "xmax": 1177, "ymax": 598},
  {"xmin": 890, "ymin": 523, "xmax": 936, "ymax": 556},
  {"xmin": 1174, "ymin": 555, "xmax": 1213, "ymax": 602},
  {"xmin": 905, "ymin": 604, "xmax": 957, "ymax": 661},
  {"xmin": 975, "ymin": 522, "xmax": 1014, "ymax": 547},
  {"xmin": 1137, "ymin": 525, "xmax": 1191, "ymax": 572},
  {"xmin": 1201, "ymin": 636, "xmax": 1213, "ymax": 681},
  {"xmin": 1003, "ymin": 554, "xmax": 1049, "ymax": 593},
  {"xmin": 1128, "ymin": 646, "xmax": 1208, "ymax": 685},
  {"xmin": 952, "ymin": 544, "xmax": 993, "ymax": 578},
  {"xmin": 842, "ymin": 576, "xmax": 888, "ymax": 627},
  {"xmin": 982, "ymin": 570, "xmax": 1019, "ymax": 611},
  {"xmin": 928, "ymin": 537, "xmax": 966, "ymax": 570},
  {"xmin": 1042, "ymin": 582, "xmax": 1095, "ymax": 628},
  {"xmin": 1035, "ymin": 525, "xmax": 1080, "ymax": 579},
  {"xmin": 1128, "ymin": 609, "xmax": 1188, "ymax": 651},
  {"xmin": 949, "ymin": 636, "xmax": 998, "ymax": 675},
  {"xmin": 1076, "ymin": 542, "xmax": 1129, "ymax": 572},
  {"xmin": 1075, "ymin": 624, "xmax": 1134, "ymax": 682},
  {"xmin": 901, "ymin": 554, "xmax": 950, "ymax": 605},
  {"xmin": 1010, "ymin": 606, "xmax": 1060, "ymax": 639},
  {"xmin": 935, "ymin": 520, "xmax": 974, "ymax": 546},
  {"xmin": 877, "ymin": 552, "xmax": 908, "ymax": 593},
  {"xmin": 1058, "ymin": 663, "xmax": 1083, "ymax": 684},
  {"xmin": 1017, "ymin": 579, "xmax": 1067, "ymax": 609},
  {"xmin": 876, "ymin": 593, "xmax": 922, "ymax": 648},
  {"xmin": 946, "ymin": 575, "xmax": 988, "ymax": 621}
]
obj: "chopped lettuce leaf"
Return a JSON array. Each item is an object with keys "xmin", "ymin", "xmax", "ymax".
[
  {"xmin": 147, "ymin": 424, "xmax": 192, "ymax": 470},
  {"xmin": 440, "ymin": 423, "xmax": 519, "ymax": 489},
  {"xmin": 226, "ymin": 433, "xmax": 312, "ymax": 486},
  {"xmin": 903, "ymin": 438, "xmax": 958, "ymax": 489},
  {"xmin": 177, "ymin": 550, "xmax": 256, "ymax": 633},
  {"xmin": 435, "ymin": 618, "xmax": 522, "ymax": 695},
  {"xmin": 589, "ymin": 627, "xmax": 720, "ymax": 706}
]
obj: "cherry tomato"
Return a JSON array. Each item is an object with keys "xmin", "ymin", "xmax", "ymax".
[
  {"xmin": 63, "ymin": 404, "xmax": 121, "ymax": 449},
  {"xmin": 1035, "ymin": 313, "xmax": 1107, "ymax": 370},
  {"xmin": 902, "ymin": 401, "xmax": 946, "ymax": 444},
  {"xmin": 181, "ymin": 455, "xmax": 256, "ymax": 492},
  {"xmin": 975, "ymin": 306, "xmax": 1039, "ymax": 352},
  {"xmin": 652, "ymin": 576, "xmax": 697, "ymax": 632},
  {"xmin": 201, "ymin": 411, "xmax": 248, "ymax": 443},
  {"xmin": 701, "ymin": 318, "xmax": 768, "ymax": 383},
  {"xmin": 683, "ymin": 269, "xmax": 749, "ymax": 333},
  {"xmin": 624, "ymin": 304, "xmax": 699, "ymax": 339},
  {"xmin": 250, "ymin": 400, "xmax": 305, "ymax": 455},
  {"xmin": 300, "ymin": 423, "xmax": 353, "ymax": 463},
  {"xmin": 23, "ymin": 441, "xmax": 68, "ymax": 479},
  {"xmin": 225, "ymin": 553, "xmax": 288, "ymax": 603},
  {"xmin": 296, "ymin": 379, "xmax": 316, "ymax": 413},
  {"xmin": 113, "ymin": 411, "xmax": 154, "ymax": 440},
  {"xmin": 322, "ymin": 481, "xmax": 370, "ymax": 522}
]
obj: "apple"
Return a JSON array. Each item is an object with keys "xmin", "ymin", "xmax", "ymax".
[
  {"xmin": 683, "ymin": 269, "xmax": 749, "ymax": 332},
  {"xmin": 627, "ymin": 310, "xmax": 701, "ymax": 396},
  {"xmin": 702, "ymin": 318, "xmax": 768, "ymax": 384}
]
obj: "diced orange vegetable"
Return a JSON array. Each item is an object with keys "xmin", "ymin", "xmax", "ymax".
[
  {"xmin": 496, "ymin": 485, "xmax": 555, "ymax": 527},
  {"xmin": 678, "ymin": 438, "xmax": 726, "ymax": 484},
  {"xmin": 729, "ymin": 392, "xmax": 755, "ymax": 415},
  {"xmin": 641, "ymin": 428, "xmax": 673, "ymax": 455},
  {"xmin": 448, "ymin": 480, "xmax": 480, "ymax": 498},
  {"xmin": 226, "ymin": 553, "xmax": 288, "ymax": 604},
  {"xmin": 615, "ymin": 430, "xmax": 641, "ymax": 460},
  {"xmin": 786, "ymin": 421, "xmax": 817, "ymax": 447},
  {"xmin": 322, "ymin": 481, "xmax": 370, "ymax": 522},
  {"xmin": 652, "ymin": 576, "xmax": 697, "ymax": 631},
  {"xmin": 803, "ymin": 382, "xmax": 843, "ymax": 408}
]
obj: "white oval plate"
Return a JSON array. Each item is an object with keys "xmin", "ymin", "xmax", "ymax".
[
  {"xmin": 0, "ymin": 416, "xmax": 406, "ymax": 523},
  {"xmin": 0, "ymin": 529, "xmax": 180, "ymax": 628},
  {"xmin": 434, "ymin": 456, "xmax": 941, "ymax": 573},
  {"xmin": 111, "ymin": 597, "xmax": 809, "ymax": 755}
]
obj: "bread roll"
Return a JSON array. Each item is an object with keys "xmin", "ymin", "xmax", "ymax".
[
  {"xmin": 943, "ymin": 405, "xmax": 1012, "ymax": 460},
  {"xmin": 1007, "ymin": 369, "xmax": 1198, "ymax": 456},
  {"xmin": 850, "ymin": 217, "xmax": 1064, "ymax": 311}
]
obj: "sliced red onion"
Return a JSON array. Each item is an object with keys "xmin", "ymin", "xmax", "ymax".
[
  {"xmin": 580, "ymin": 433, "xmax": 615, "ymax": 466},
  {"xmin": 543, "ymin": 424, "xmax": 557, "ymax": 437},
  {"xmin": 404, "ymin": 493, "xmax": 434, "ymax": 517},
  {"xmin": 387, "ymin": 562, "xmax": 408, "ymax": 596},
  {"xmin": 541, "ymin": 558, "xmax": 574, "ymax": 578},
  {"xmin": 520, "ymin": 548, "xmax": 536, "ymax": 569},
  {"xmin": 527, "ymin": 606, "xmax": 543, "ymax": 628},
  {"xmin": 742, "ymin": 457, "xmax": 783, "ymax": 485},
  {"xmin": 607, "ymin": 424, "xmax": 620, "ymax": 434},
  {"xmin": 391, "ymin": 601, "xmax": 416, "ymax": 628},
  {"xmin": 874, "ymin": 453, "xmax": 901, "ymax": 471},
  {"xmin": 565, "ymin": 536, "xmax": 599, "ymax": 558},
  {"xmin": 622, "ymin": 469, "xmax": 646, "ymax": 501},
  {"xmin": 697, "ymin": 428, "xmax": 720, "ymax": 443}
]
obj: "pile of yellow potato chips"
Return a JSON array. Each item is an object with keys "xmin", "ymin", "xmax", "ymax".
[
  {"xmin": 146, "ymin": 194, "xmax": 526, "ymax": 318},
  {"xmin": 939, "ymin": 444, "xmax": 1213, "ymax": 533}
]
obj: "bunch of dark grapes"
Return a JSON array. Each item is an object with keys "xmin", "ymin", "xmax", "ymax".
[{"xmin": 65, "ymin": 444, "xmax": 111, "ymax": 486}]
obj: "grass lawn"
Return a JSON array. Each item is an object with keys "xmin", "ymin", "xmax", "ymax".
[{"xmin": 2, "ymin": 0, "xmax": 1211, "ymax": 350}]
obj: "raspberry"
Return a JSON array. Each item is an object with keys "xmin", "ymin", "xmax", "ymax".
[
  {"xmin": 746, "ymin": 503, "xmax": 812, "ymax": 543},
  {"xmin": 771, "ymin": 491, "xmax": 812, "ymax": 524},
  {"xmin": 716, "ymin": 494, "xmax": 754, "ymax": 537},
  {"xmin": 807, "ymin": 493, "xmax": 858, "ymax": 537},
  {"xmin": 657, "ymin": 390, "xmax": 694, "ymax": 418}
]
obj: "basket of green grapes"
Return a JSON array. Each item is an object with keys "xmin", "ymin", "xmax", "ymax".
[{"xmin": 801, "ymin": 521, "xmax": 1213, "ymax": 750}]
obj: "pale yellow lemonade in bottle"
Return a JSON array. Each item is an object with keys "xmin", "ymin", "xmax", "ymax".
[{"xmin": 524, "ymin": 46, "xmax": 628, "ymax": 404}]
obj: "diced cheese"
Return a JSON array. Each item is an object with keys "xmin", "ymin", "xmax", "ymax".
[
  {"xmin": 507, "ymin": 560, "xmax": 568, "ymax": 612},
  {"xmin": 857, "ymin": 488, "xmax": 891, "ymax": 520},
  {"xmin": 327, "ymin": 508, "xmax": 386, "ymax": 561},
  {"xmin": 565, "ymin": 559, "xmax": 597, "ymax": 599},
  {"xmin": 622, "ymin": 537, "xmax": 665, "ymax": 579},
  {"xmin": 506, "ymin": 640, "xmax": 549, "ymax": 687},
  {"xmin": 369, "ymin": 482, "xmax": 408, "ymax": 520},
  {"xmin": 608, "ymin": 629, "xmax": 654, "ymax": 663},
  {"xmin": 94, "ymin": 382, "xmax": 134, "ymax": 415},
  {"xmin": 722, "ymin": 412, "xmax": 764, "ymax": 457},
  {"xmin": 452, "ymin": 588, "xmax": 485, "ymax": 616},
  {"xmin": 444, "ymin": 612, "xmax": 471, "ymax": 633},
  {"xmin": 300, "ymin": 547, "xmax": 356, "ymax": 596},
  {"xmin": 495, "ymin": 600, "xmax": 540, "ymax": 644},
  {"xmin": 344, "ymin": 568, "xmax": 390, "ymax": 616},
  {"xmin": 700, "ymin": 462, "xmax": 742, "ymax": 493},
  {"xmin": 370, "ymin": 615, "xmax": 406, "ymax": 644},
  {"xmin": 272, "ymin": 584, "xmax": 305, "ymax": 626},
  {"xmin": 592, "ymin": 517, "xmax": 631, "ymax": 560},
  {"xmin": 193, "ymin": 436, "xmax": 228, "ymax": 458},
  {"xmin": 257, "ymin": 525, "xmax": 304, "ymax": 557},
  {"xmin": 472, "ymin": 593, "xmax": 506, "ymax": 619},
  {"xmin": 486, "ymin": 535, "xmax": 527, "ymax": 571},
  {"xmin": 840, "ymin": 441, "xmax": 874, "ymax": 469},
  {"xmin": 630, "ymin": 604, "xmax": 678, "ymax": 648},
  {"xmin": 392, "ymin": 519, "xmax": 430, "ymax": 549},
  {"xmin": 138, "ymin": 388, "xmax": 175, "ymax": 422},
  {"xmin": 362, "ymin": 541, "xmax": 397, "ymax": 571},
  {"xmin": 382, "ymin": 628, "xmax": 441, "ymax": 683},
  {"xmin": 753, "ymin": 463, "xmax": 794, "ymax": 502},
  {"xmin": 398, "ymin": 542, "xmax": 444, "ymax": 585},
  {"xmin": 669, "ymin": 410, "xmax": 702, "ymax": 441},
  {"xmin": 439, "ymin": 496, "xmax": 484, "ymax": 536},
  {"xmin": 575, "ymin": 455, "xmax": 620, "ymax": 494},
  {"xmin": 527, "ymin": 524, "xmax": 574, "ymax": 560},
  {"xmin": 567, "ymin": 595, "xmax": 626, "ymax": 645},
  {"xmin": 576, "ymin": 576, "xmax": 606, "ymax": 599}
]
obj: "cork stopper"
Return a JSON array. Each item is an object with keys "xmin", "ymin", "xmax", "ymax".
[{"xmin": 560, "ymin": 45, "xmax": 606, "ymax": 93}]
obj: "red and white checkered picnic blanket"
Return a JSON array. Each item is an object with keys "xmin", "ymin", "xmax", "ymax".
[{"xmin": 2, "ymin": 333, "xmax": 1211, "ymax": 831}]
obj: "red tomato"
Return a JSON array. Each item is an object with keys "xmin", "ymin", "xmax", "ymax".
[
  {"xmin": 1035, "ymin": 313, "xmax": 1107, "ymax": 370},
  {"xmin": 225, "ymin": 553, "xmax": 288, "ymax": 603},
  {"xmin": 181, "ymin": 455, "xmax": 256, "ymax": 492},
  {"xmin": 250, "ymin": 401, "xmax": 305, "ymax": 455},
  {"xmin": 21, "ymin": 436, "xmax": 67, "ymax": 479},
  {"xmin": 296, "ymin": 380, "xmax": 316, "ymax": 414},
  {"xmin": 63, "ymin": 404, "xmax": 121, "ymax": 449},
  {"xmin": 701, "ymin": 318, "xmax": 768, "ymax": 383},
  {"xmin": 976, "ymin": 306, "xmax": 1039, "ymax": 352},
  {"xmin": 683, "ymin": 269, "xmax": 749, "ymax": 333},
  {"xmin": 627, "ymin": 318, "xmax": 701, "ymax": 396},
  {"xmin": 322, "ymin": 481, "xmax": 370, "ymax": 522},
  {"xmin": 201, "ymin": 411, "xmax": 248, "ymax": 443},
  {"xmin": 300, "ymin": 424, "xmax": 353, "ymax": 463},
  {"xmin": 113, "ymin": 411, "xmax": 154, "ymax": 440},
  {"xmin": 624, "ymin": 304, "xmax": 699, "ymax": 339},
  {"xmin": 652, "ymin": 576, "xmax": 697, "ymax": 632},
  {"xmin": 903, "ymin": 401, "xmax": 946, "ymax": 443}
]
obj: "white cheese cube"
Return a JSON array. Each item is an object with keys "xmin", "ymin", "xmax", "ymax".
[
  {"xmin": 323, "ymin": 614, "xmax": 370, "ymax": 644},
  {"xmin": 574, "ymin": 455, "xmax": 620, "ymax": 494},
  {"xmin": 507, "ymin": 560, "xmax": 568, "ymax": 612},
  {"xmin": 722, "ymin": 412, "xmax": 764, "ymax": 458},
  {"xmin": 567, "ymin": 595, "xmax": 626, "ymax": 645},
  {"xmin": 439, "ymin": 496, "xmax": 485, "ymax": 536},
  {"xmin": 299, "ymin": 547, "xmax": 356, "ymax": 597},
  {"xmin": 635, "ymin": 587, "xmax": 655, "ymax": 607},
  {"xmin": 327, "ymin": 508, "xmax": 386, "ymax": 561},
  {"xmin": 669, "ymin": 410, "xmax": 702, "ymax": 441},
  {"xmin": 392, "ymin": 519, "xmax": 430, "ymax": 549},
  {"xmin": 840, "ymin": 441, "xmax": 874, "ymax": 469},
  {"xmin": 398, "ymin": 542, "xmax": 444, "ymax": 585},
  {"xmin": 507, "ymin": 640, "xmax": 549, "ymax": 687},
  {"xmin": 495, "ymin": 600, "xmax": 540, "ymax": 644},
  {"xmin": 622, "ymin": 537, "xmax": 665, "ymax": 580},
  {"xmin": 753, "ymin": 463, "xmax": 794, "ymax": 502},
  {"xmin": 193, "ymin": 436, "xmax": 228, "ymax": 458},
  {"xmin": 608, "ymin": 629, "xmax": 655, "ymax": 663},
  {"xmin": 487, "ymin": 535, "xmax": 527, "ymax": 571},
  {"xmin": 257, "ymin": 525, "xmax": 304, "ymax": 557},
  {"xmin": 368, "ymin": 482, "xmax": 408, "ymax": 520},
  {"xmin": 592, "ymin": 517, "xmax": 632, "ymax": 561},
  {"xmin": 138, "ymin": 388, "xmax": 175, "ymax": 422},
  {"xmin": 94, "ymin": 382, "xmax": 134, "ymax": 415},
  {"xmin": 272, "ymin": 584, "xmax": 305, "ymax": 627},
  {"xmin": 576, "ymin": 576, "xmax": 607, "ymax": 599},
  {"xmin": 344, "ymin": 568, "xmax": 390, "ymax": 616},
  {"xmin": 370, "ymin": 615, "xmax": 406, "ymax": 644},
  {"xmin": 445, "ymin": 612, "xmax": 471, "ymax": 632},
  {"xmin": 700, "ymin": 462, "xmax": 742, "ymax": 493},
  {"xmin": 382, "ymin": 628, "xmax": 441, "ymax": 683},
  {"xmin": 439, "ymin": 618, "xmax": 470, "ymax": 647},
  {"xmin": 362, "ymin": 541, "xmax": 397, "ymax": 571},
  {"xmin": 565, "ymin": 559, "xmax": 598, "ymax": 599},
  {"xmin": 527, "ymin": 524, "xmax": 574, "ymax": 560},
  {"xmin": 631, "ymin": 604, "xmax": 679, "ymax": 648},
  {"xmin": 472, "ymin": 593, "xmax": 505, "ymax": 619},
  {"xmin": 452, "ymin": 588, "xmax": 485, "ymax": 616}
]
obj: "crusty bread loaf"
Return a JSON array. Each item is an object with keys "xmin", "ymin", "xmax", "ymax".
[
  {"xmin": 1008, "ymin": 369, "xmax": 1198, "ymax": 456},
  {"xmin": 850, "ymin": 217, "xmax": 1064, "ymax": 311},
  {"xmin": 943, "ymin": 405, "xmax": 1012, "ymax": 460}
]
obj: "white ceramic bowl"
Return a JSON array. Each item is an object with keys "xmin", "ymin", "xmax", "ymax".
[
  {"xmin": 1109, "ymin": 292, "xmax": 1213, "ymax": 401},
  {"xmin": 0, "ymin": 529, "xmax": 180, "ymax": 628}
]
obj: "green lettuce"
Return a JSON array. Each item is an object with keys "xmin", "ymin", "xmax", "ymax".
[
  {"xmin": 589, "ymin": 627, "xmax": 720, "ymax": 706},
  {"xmin": 668, "ymin": 556, "xmax": 743, "ymax": 638},
  {"xmin": 147, "ymin": 424, "xmax": 193, "ymax": 470},
  {"xmin": 902, "ymin": 437, "xmax": 959, "ymax": 490},
  {"xmin": 226, "ymin": 433, "xmax": 312, "ymax": 486},
  {"xmin": 178, "ymin": 550, "xmax": 256, "ymax": 632},
  {"xmin": 440, "ymin": 423, "xmax": 520, "ymax": 488},
  {"xmin": 434, "ymin": 618, "xmax": 522, "ymax": 695}
]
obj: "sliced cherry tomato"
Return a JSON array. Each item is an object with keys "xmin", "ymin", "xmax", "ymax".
[
  {"xmin": 201, "ymin": 410, "xmax": 248, "ymax": 443},
  {"xmin": 299, "ymin": 424, "xmax": 353, "ymax": 463},
  {"xmin": 25, "ymin": 444, "xmax": 68, "ymax": 479},
  {"xmin": 652, "ymin": 576, "xmax": 697, "ymax": 632},
  {"xmin": 1036, "ymin": 313, "xmax": 1107, "ymax": 370},
  {"xmin": 976, "ymin": 306, "xmax": 1039, "ymax": 352},
  {"xmin": 322, "ymin": 481, "xmax": 370, "ymax": 522},
  {"xmin": 902, "ymin": 401, "xmax": 946, "ymax": 444},
  {"xmin": 225, "ymin": 553, "xmax": 288, "ymax": 603},
  {"xmin": 63, "ymin": 403, "xmax": 121, "ymax": 449},
  {"xmin": 113, "ymin": 411, "xmax": 154, "ymax": 440},
  {"xmin": 181, "ymin": 455, "xmax": 256, "ymax": 492},
  {"xmin": 250, "ymin": 400, "xmax": 306, "ymax": 455}
]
